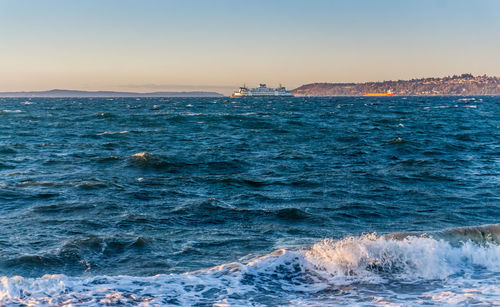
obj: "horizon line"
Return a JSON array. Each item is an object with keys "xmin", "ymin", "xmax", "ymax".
[{"xmin": 0, "ymin": 73, "xmax": 497, "ymax": 95}]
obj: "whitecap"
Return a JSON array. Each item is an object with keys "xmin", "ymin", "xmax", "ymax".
[
  {"xmin": 97, "ymin": 131, "xmax": 129, "ymax": 136},
  {"xmin": 130, "ymin": 152, "xmax": 154, "ymax": 160},
  {"xmin": 1, "ymin": 230, "xmax": 500, "ymax": 305},
  {"xmin": 457, "ymin": 98, "xmax": 476, "ymax": 102}
]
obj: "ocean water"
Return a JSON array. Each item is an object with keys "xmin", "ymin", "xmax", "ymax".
[{"xmin": 0, "ymin": 96, "xmax": 499, "ymax": 306}]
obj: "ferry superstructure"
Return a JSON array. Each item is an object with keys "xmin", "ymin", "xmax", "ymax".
[{"xmin": 231, "ymin": 84, "xmax": 293, "ymax": 97}]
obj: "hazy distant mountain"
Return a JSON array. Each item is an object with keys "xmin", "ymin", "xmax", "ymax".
[
  {"xmin": 0, "ymin": 89, "xmax": 224, "ymax": 98},
  {"xmin": 292, "ymin": 74, "xmax": 500, "ymax": 96}
]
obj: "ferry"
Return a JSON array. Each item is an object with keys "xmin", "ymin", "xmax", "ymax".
[
  {"xmin": 231, "ymin": 84, "xmax": 293, "ymax": 97},
  {"xmin": 364, "ymin": 90, "xmax": 395, "ymax": 96}
]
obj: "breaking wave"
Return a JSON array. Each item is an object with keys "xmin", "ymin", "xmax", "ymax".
[{"xmin": 1, "ymin": 224, "xmax": 499, "ymax": 305}]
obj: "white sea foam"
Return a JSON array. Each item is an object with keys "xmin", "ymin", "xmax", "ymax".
[
  {"xmin": 305, "ymin": 234, "xmax": 500, "ymax": 282},
  {"xmin": 130, "ymin": 152, "xmax": 153, "ymax": 159},
  {"xmin": 1, "ymin": 234, "xmax": 499, "ymax": 305},
  {"xmin": 457, "ymin": 98, "xmax": 476, "ymax": 102},
  {"xmin": 423, "ymin": 105, "xmax": 459, "ymax": 109},
  {"xmin": 97, "ymin": 131, "xmax": 129, "ymax": 135}
]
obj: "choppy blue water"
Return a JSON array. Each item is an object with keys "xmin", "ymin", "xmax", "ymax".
[{"xmin": 0, "ymin": 96, "xmax": 499, "ymax": 305}]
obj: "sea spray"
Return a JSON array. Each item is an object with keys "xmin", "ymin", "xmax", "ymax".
[{"xmin": 1, "ymin": 228, "xmax": 500, "ymax": 305}]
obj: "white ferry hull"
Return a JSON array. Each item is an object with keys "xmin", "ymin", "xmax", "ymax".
[{"xmin": 231, "ymin": 84, "xmax": 293, "ymax": 97}]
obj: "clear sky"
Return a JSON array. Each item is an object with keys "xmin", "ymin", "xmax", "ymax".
[{"xmin": 0, "ymin": 0, "xmax": 499, "ymax": 94}]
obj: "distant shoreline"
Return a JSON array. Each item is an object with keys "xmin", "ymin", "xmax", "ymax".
[
  {"xmin": 292, "ymin": 74, "xmax": 499, "ymax": 96},
  {"xmin": 2, "ymin": 74, "xmax": 499, "ymax": 98},
  {"xmin": 289, "ymin": 94, "xmax": 500, "ymax": 97},
  {"xmin": 0, "ymin": 89, "xmax": 224, "ymax": 98}
]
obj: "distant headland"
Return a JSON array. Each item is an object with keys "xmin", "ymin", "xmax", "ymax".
[
  {"xmin": 292, "ymin": 74, "xmax": 499, "ymax": 96},
  {"xmin": 0, "ymin": 89, "xmax": 224, "ymax": 98},
  {"xmin": 2, "ymin": 74, "xmax": 499, "ymax": 98}
]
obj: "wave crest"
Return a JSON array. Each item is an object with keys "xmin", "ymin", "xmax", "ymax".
[
  {"xmin": 1, "ymin": 225, "xmax": 500, "ymax": 305},
  {"xmin": 305, "ymin": 233, "xmax": 500, "ymax": 284}
]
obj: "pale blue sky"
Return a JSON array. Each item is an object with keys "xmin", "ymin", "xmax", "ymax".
[{"xmin": 0, "ymin": 0, "xmax": 499, "ymax": 93}]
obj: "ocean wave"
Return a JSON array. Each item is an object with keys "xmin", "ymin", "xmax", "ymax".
[
  {"xmin": 15, "ymin": 179, "xmax": 108, "ymax": 190},
  {"xmin": 457, "ymin": 98, "xmax": 476, "ymax": 102},
  {"xmin": 1, "ymin": 224, "xmax": 500, "ymax": 305},
  {"xmin": 127, "ymin": 152, "xmax": 248, "ymax": 175},
  {"xmin": 31, "ymin": 202, "xmax": 96, "ymax": 214},
  {"xmin": 170, "ymin": 202, "xmax": 321, "ymax": 227},
  {"xmin": 423, "ymin": 105, "xmax": 459, "ymax": 109},
  {"xmin": 60, "ymin": 235, "xmax": 150, "ymax": 256},
  {"xmin": 0, "ymin": 162, "xmax": 15, "ymax": 170},
  {"xmin": 97, "ymin": 131, "xmax": 129, "ymax": 136},
  {"xmin": 95, "ymin": 112, "xmax": 115, "ymax": 118},
  {"xmin": 0, "ymin": 146, "xmax": 17, "ymax": 154},
  {"xmin": 306, "ymin": 230, "xmax": 500, "ymax": 284},
  {"xmin": 126, "ymin": 152, "xmax": 197, "ymax": 173},
  {"xmin": 95, "ymin": 155, "xmax": 122, "ymax": 164}
]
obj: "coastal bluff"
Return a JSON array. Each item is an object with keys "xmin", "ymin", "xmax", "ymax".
[{"xmin": 292, "ymin": 74, "xmax": 499, "ymax": 96}]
